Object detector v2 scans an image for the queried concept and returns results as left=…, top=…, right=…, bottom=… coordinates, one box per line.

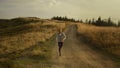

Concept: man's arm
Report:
left=63, top=32, right=66, bottom=41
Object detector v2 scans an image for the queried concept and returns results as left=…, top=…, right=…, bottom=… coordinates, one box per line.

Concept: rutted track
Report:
left=50, top=25, right=117, bottom=68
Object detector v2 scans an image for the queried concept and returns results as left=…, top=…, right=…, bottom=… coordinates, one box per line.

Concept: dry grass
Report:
left=77, top=23, right=120, bottom=56
left=0, top=19, right=66, bottom=60
left=0, top=18, right=67, bottom=68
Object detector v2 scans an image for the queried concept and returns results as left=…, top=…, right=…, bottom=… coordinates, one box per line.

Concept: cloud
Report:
left=49, top=0, right=57, bottom=7
left=34, top=0, right=59, bottom=8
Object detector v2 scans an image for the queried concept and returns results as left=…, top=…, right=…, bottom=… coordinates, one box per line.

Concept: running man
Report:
left=56, top=28, right=66, bottom=56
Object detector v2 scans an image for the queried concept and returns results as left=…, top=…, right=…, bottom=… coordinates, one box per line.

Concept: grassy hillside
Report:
left=77, top=23, right=120, bottom=56
left=0, top=17, right=66, bottom=68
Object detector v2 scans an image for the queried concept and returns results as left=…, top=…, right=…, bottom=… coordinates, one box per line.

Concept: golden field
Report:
left=77, top=23, right=120, bottom=56
left=0, top=18, right=66, bottom=62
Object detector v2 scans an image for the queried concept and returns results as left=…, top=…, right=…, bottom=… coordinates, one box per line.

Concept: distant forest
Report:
left=52, top=16, right=120, bottom=27
left=52, top=16, right=78, bottom=22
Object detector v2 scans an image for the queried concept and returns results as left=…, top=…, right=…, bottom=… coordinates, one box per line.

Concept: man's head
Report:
left=58, top=28, right=63, bottom=33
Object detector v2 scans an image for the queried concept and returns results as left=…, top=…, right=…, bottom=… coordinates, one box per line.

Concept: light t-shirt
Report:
left=56, top=32, right=66, bottom=42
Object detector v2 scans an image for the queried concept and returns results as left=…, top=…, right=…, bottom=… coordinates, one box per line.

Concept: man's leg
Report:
left=58, top=42, right=63, bottom=56
left=59, top=45, right=61, bottom=56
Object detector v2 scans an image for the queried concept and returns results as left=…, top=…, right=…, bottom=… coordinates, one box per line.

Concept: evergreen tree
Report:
left=96, top=16, right=102, bottom=26
left=108, top=17, right=113, bottom=26
left=85, top=19, right=88, bottom=23
left=98, top=16, right=102, bottom=22
left=118, top=20, right=120, bottom=27
left=80, top=19, right=83, bottom=23
left=88, top=19, right=92, bottom=24
left=92, top=18, right=95, bottom=24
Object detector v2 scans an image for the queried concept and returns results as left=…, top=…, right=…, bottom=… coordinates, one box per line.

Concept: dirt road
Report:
left=50, top=25, right=117, bottom=68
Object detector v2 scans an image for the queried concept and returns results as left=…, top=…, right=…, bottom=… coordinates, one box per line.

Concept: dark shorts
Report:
left=58, top=42, right=63, bottom=48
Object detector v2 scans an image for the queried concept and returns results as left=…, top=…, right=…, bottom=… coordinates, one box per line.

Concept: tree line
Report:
left=52, top=16, right=120, bottom=27
left=85, top=17, right=118, bottom=27
left=51, top=16, right=83, bottom=22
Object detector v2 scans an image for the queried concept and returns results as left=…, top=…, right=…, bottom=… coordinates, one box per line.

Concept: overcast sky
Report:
left=0, top=0, right=120, bottom=21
